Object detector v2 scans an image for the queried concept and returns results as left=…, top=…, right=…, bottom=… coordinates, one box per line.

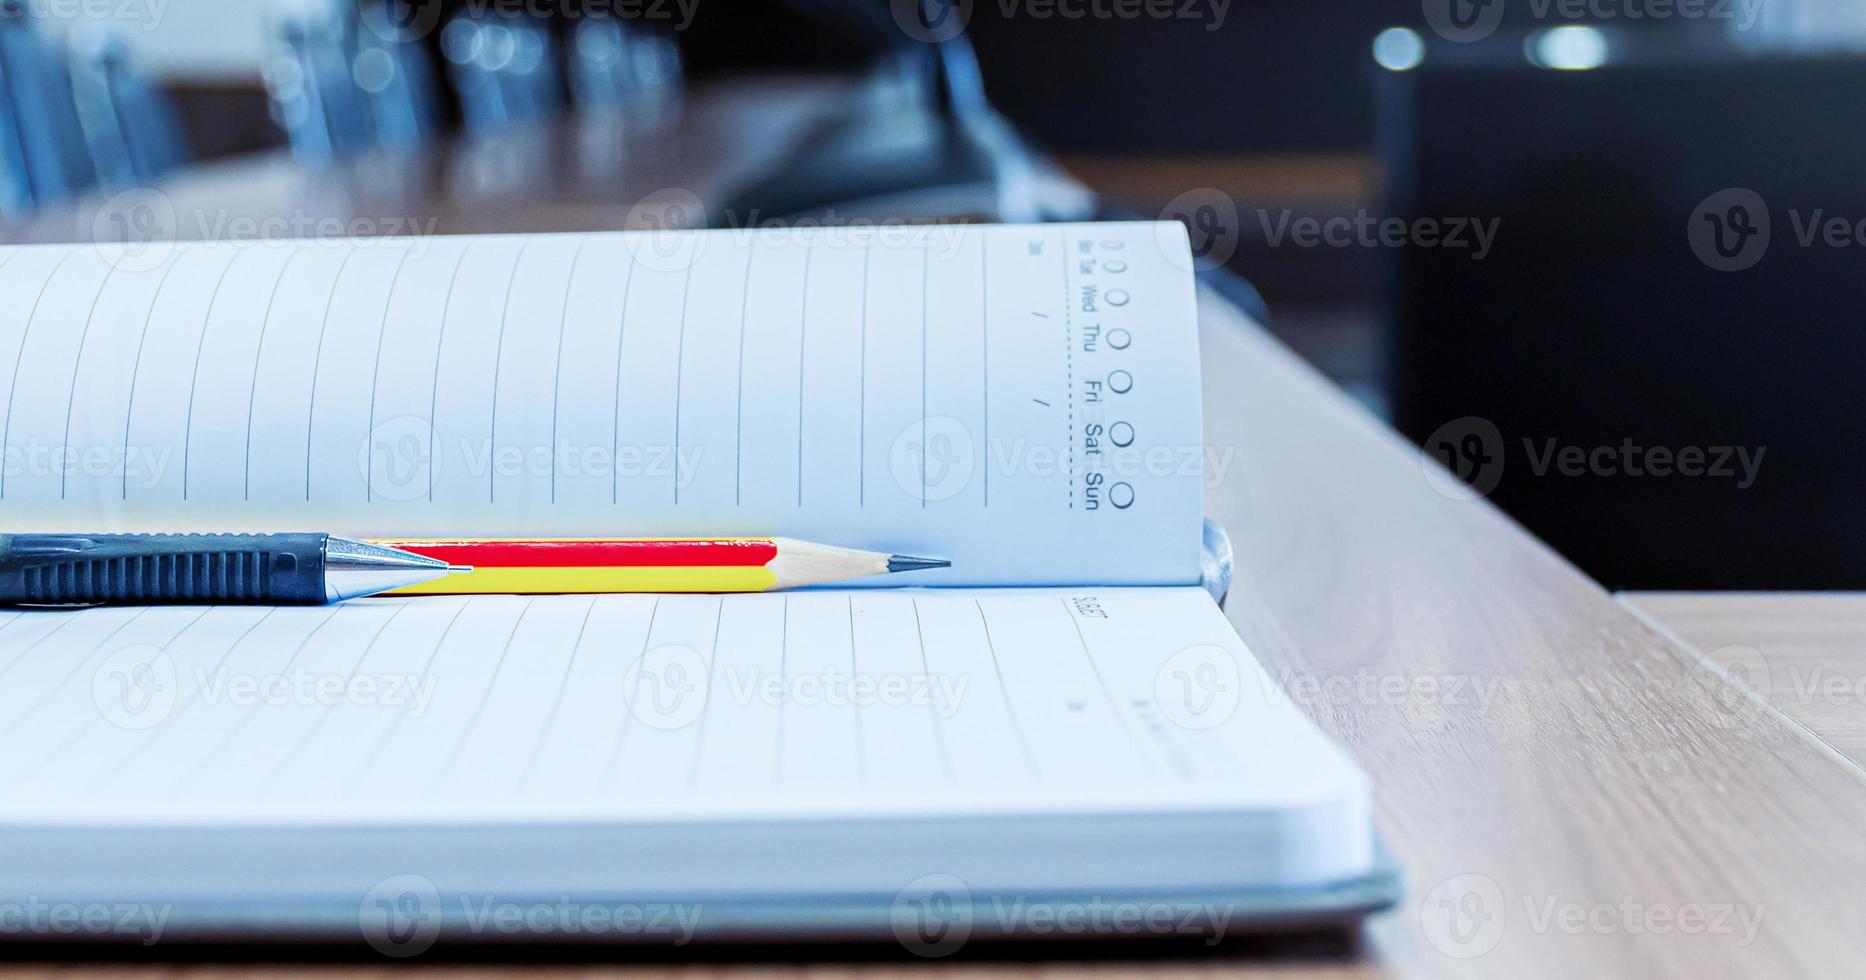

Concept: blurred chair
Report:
left=0, top=0, right=97, bottom=207
left=264, top=0, right=443, bottom=166
left=0, top=29, right=30, bottom=218
left=568, top=17, right=682, bottom=111
left=355, top=1, right=442, bottom=148
left=265, top=4, right=377, bottom=166
left=441, top=13, right=563, bottom=133
left=65, top=26, right=189, bottom=188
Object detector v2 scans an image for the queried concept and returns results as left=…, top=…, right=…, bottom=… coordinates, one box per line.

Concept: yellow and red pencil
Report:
left=372, top=537, right=949, bottom=595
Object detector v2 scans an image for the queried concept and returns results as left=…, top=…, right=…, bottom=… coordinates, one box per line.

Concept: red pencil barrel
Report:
left=387, top=538, right=779, bottom=568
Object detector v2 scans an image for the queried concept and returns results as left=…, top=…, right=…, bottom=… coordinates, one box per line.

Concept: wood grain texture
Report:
left=1624, top=593, right=1866, bottom=769
left=5, top=107, right=1865, bottom=977
left=1200, top=303, right=1866, bottom=977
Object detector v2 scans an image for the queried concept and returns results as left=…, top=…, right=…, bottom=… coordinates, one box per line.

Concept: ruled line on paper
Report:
left=848, top=595, right=866, bottom=787
left=361, top=243, right=440, bottom=503
left=20, top=604, right=216, bottom=780
left=432, top=597, right=537, bottom=789
left=242, top=247, right=309, bottom=501
left=59, top=255, right=124, bottom=499
left=0, top=612, right=88, bottom=690
left=486, top=242, right=533, bottom=504
left=672, top=259, right=697, bottom=506
left=858, top=247, right=869, bottom=507
left=733, top=243, right=755, bottom=507
left=602, top=597, right=662, bottom=787
left=182, top=248, right=246, bottom=501
left=122, top=250, right=195, bottom=501
left=981, top=232, right=990, bottom=508
left=266, top=602, right=414, bottom=781
left=795, top=246, right=812, bottom=507
left=609, top=246, right=641, bottom=506
left=345, top=598, right=472, bottom=796
left=0, top=604, right=131, bottom=701
left=423, top=244, right=475, bottom=503
left=0, top=250, right=25, bottom=475
left=1058, top=597, right=1178, bottom=778
left=683, top=596, right=728, bottom=792
left=919, top=247, right=929, bottom=509
left=0, top=608, right=153, bottom=745
left=910, top=597, right=953, bottom=780
left=773, top=595, right=790, bottom=787
left=181, top=606, right=344, bottom=787
left=307, top=247, right=404, bottom=501
left=519, top=597, right=601, bottom=788
left=103, top=607, right=281, bottom=783
left=975, top=598, right=1040, bottom=779
left=548, top=241, right=592, bottom=504
left=2, top=249, right=82, bottom=499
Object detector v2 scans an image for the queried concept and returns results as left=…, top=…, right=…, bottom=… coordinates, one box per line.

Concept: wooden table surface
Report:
left=1624, top=594, right=1866, bottom=769
left=6, top=79, right=1863, bottom=979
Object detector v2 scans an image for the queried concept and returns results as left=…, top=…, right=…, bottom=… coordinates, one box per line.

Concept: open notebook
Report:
left=0, top=222, right=1391, bottom=948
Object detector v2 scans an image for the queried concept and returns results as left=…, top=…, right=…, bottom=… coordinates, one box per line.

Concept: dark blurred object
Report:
left=66, top=26, right=190, bottom=187
left=265, top=1, right=698, bottom=160
left=1384, top=32, right=1866, bottom=590
left=356, top=2, right=444, bottom=146
left=0, top=29, right=28, bottom=217
left=967, top=3, right=1392, bottom=155
left=265, top=4, right=382, bottom=164
left=441, top=12, right=563, bottom=132
left=162, top=81, right=278, bottom=162
left=567, top=16, right=682, bottom=111
left=265, top=1, right=445, bottom=164
left=0, top=0, right=96, bottom=210
left=720, top=39, right=1036, bottom=222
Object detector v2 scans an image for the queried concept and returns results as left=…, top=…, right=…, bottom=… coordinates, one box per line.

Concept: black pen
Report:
left=0, top=534, right=470, bottom=606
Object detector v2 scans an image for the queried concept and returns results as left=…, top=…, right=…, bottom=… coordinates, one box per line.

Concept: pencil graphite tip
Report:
left=447, top=565, right=474, bottom=574
left=886, top=554, right=951, bottom=575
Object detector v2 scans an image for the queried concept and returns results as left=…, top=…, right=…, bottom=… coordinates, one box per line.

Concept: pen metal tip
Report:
left=447, top=565, right=474, bottom=574
left=886, top=554, right=952, bottom=574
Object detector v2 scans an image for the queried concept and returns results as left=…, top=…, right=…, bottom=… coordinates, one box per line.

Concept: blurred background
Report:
left=1, top=0, right=1861, bottom=589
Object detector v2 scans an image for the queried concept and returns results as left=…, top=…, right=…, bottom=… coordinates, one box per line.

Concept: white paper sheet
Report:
left=0, top=223, right=1205, bottom=587
left=0, top=588, right=1364, bottom=824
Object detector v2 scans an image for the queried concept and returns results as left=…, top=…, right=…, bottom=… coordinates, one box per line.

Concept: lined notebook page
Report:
left=0, top=588, right=1363, bottom=824
left=0, top=222, right=1204, bottom=586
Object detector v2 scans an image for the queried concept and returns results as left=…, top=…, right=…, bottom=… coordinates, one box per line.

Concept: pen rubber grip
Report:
left=0, top=533, right=328, bottom=605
